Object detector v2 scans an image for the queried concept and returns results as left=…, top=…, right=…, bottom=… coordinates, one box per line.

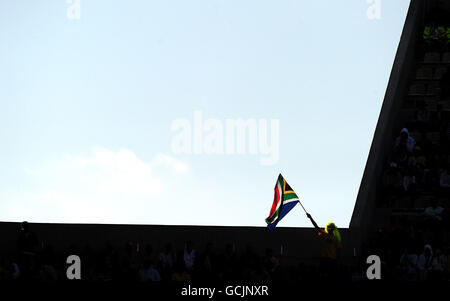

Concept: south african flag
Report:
left=265, top=174, right=300, bottom=231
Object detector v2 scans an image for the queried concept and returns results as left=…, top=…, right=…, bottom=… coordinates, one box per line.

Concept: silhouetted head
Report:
left=400, top=128, right=409, bottom=141
left=20, top=221, right=29, bottom=232
left=325, top=222, right=342, bottom=243
left=325, top=222, right=336, bottom=233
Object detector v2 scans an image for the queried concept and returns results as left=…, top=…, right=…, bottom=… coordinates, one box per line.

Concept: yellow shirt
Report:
left=319, top=232, right=342, bottom=259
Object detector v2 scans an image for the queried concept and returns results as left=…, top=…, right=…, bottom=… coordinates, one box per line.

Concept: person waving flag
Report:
left=265, top=174, right=301, bottom=231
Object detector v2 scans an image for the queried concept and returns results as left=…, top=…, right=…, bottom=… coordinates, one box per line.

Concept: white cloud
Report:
left=68, top=146, right=164, bottom=199
left=152, top=152, right=190, bottom=173
left=4, top=147, right=193, bottom=224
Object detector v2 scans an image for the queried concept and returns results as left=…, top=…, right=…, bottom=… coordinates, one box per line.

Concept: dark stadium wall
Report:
left=0, top=222, right=354, bottom=266
left=349, top=0, right=430, bottom=251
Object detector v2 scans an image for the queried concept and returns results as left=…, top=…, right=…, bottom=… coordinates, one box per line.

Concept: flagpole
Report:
left=298, top=199, right=308, bottom=214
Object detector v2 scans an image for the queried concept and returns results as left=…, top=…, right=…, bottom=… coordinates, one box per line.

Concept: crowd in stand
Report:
left=0, top=222, right=334, bottom=282
left=371, top=25, right=450, bottom=280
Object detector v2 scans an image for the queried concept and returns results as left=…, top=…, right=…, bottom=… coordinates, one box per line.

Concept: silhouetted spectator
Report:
left=183, top=240, right=196, bottom=272
left=120, top=241, right=139, bottom=281
left=0, top=256, right=20, bottom=280
left=391, top=143, right=409, bottom=167
left=196, top=242, right=216, bottom=281
left=263, top=248, right=279, bottom=274
left=417, top=244, right=438, bottom=280
left=81, top=244, right=96, bottom=281
left=217, top=243, right=238, bottom=281
left=138, top=259, right=161, bottom=281
left=98, top=243, right=118, bottom=281
left=158, top=242, right=176, bottom=280
left=17, top=222, right=39, bottom=255
left=243, top=256, right=271, bottom=283
left=307, top=214, right=342, bottom=280
left=38, top=244, right=58, bottom=281
left=399, top=245, right=418, bottom=281
left=17, top=221, right=39, bottom=279
left=141, top=244, right=156, bottom=269
left=240, top=244, right=259, bottom=273
left=395, top=128, right=415, bottom=154
left=172, top=251, right=191, bottom=281
left=430, top=248, right=444, bottom=280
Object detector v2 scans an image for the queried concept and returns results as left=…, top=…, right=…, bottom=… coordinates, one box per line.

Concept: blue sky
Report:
left=0, top=0, right=410, bottom=228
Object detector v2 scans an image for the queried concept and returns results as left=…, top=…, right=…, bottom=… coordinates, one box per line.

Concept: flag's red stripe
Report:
left=269, top=182, right=281, bottom=217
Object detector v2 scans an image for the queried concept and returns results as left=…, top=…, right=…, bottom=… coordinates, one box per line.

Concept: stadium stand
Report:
left=351, top=0, right=450, bottom=280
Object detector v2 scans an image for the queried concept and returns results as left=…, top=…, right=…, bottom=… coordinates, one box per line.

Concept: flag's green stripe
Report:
left=267, top=193, right=298, bottom=224
left=283, top=192, right=299, bottom=201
